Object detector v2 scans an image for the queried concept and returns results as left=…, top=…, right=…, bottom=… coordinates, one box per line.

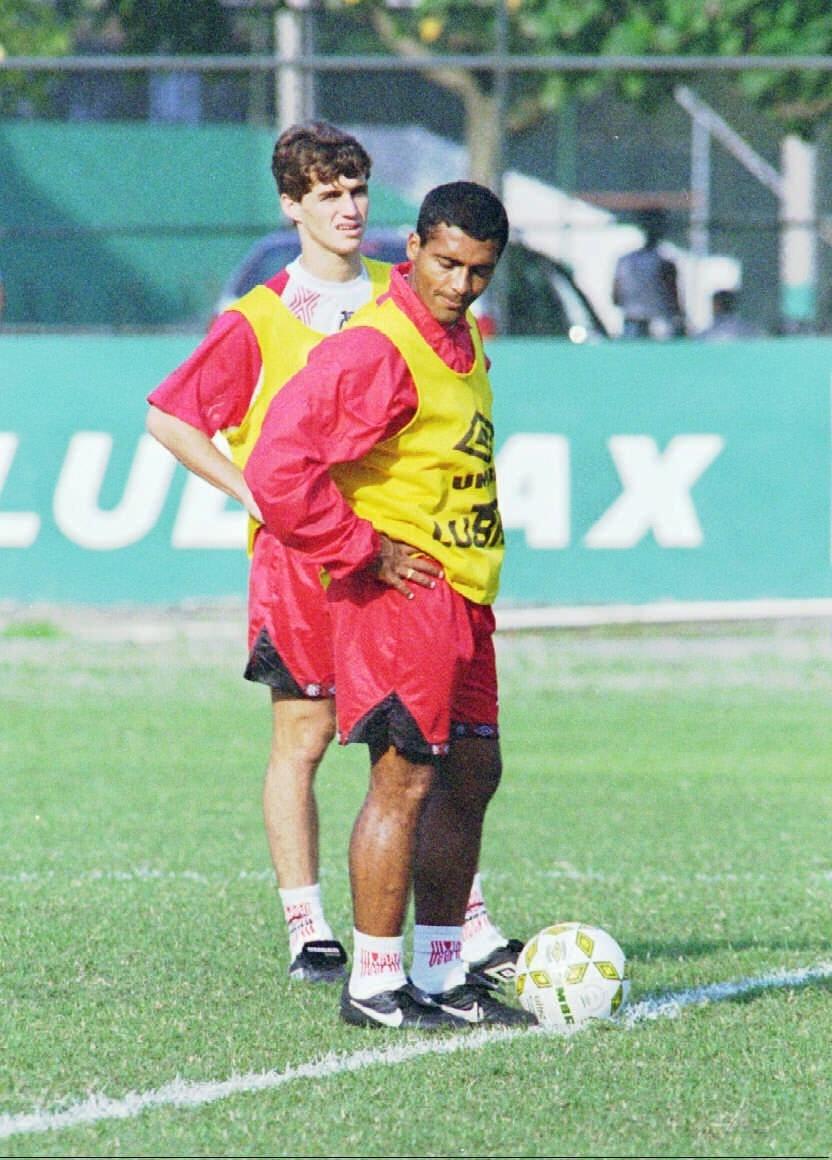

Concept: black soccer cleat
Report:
left=422, top=974, right=531, bottom=1030
left=339, top=981, right=464, bottom=1030
left=288, top=939, right=348, bottom=983
left=466, top=938, right=525, bottom=986
left=419, top=976, right=535, bottom=1027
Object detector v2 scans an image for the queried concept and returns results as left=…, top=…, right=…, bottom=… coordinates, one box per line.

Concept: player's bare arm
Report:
left=146, top=405, right=263, bottom=522
left=374, top=533, right=443, bottom=600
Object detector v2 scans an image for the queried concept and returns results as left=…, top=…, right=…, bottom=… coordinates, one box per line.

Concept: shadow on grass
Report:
left=626, top=934, right=831, bottom=962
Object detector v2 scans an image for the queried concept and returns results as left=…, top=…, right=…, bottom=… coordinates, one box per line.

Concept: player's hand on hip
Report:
left=375, top=534, right=443, bottom=600
left=238, top=480, right=263, bottom=523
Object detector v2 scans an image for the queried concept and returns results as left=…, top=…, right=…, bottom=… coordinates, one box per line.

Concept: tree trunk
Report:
left=367, top=8, right=500, bottom=191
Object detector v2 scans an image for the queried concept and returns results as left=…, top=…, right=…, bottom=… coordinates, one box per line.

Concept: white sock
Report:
left=278, top=883, right=334, bottom=960
left=349, top=930, right=408, bottom=999
left=461, top=872, right=506, bottom=963
left=410, top=925, right=468, bottom=995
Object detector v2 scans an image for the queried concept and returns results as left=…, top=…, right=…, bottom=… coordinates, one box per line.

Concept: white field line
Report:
left=0, top=867, right=275, bottom=885
left=2, top=960, right=832, bottom=1143
left=5, top=865, right=832, bottom=887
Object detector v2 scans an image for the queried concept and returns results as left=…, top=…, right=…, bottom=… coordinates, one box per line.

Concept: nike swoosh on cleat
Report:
left=348, top=998, right=405, bottom=1028
left=438, top=1002, right=483, bottom=1024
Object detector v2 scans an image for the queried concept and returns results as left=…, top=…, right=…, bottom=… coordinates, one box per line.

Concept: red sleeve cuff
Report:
left=322, top=526, right=383, bottom=580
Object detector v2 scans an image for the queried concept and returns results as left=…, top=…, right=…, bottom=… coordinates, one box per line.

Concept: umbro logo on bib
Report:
left=454, top=411, right=494, bottom=463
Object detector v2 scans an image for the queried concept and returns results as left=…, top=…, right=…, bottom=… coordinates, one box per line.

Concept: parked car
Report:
left=215, top=226, right=607, bottom=342
left=213, top=226, right=409, bottom=315
left=481, top=241, right=608, bottom=341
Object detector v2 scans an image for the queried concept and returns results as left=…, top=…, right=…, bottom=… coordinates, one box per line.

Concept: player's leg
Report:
left=413, top=735, right=499, bottom=927
left=462, top=872, right=525, bottom=984
left=341, top=733, right=529, bottom=1030
left=348, top=742, right=435, bottom=938
left=396, top=592, right=529, bottom=1026
left=439, top=602, right=525, bottom=982
left=329, top=570, right=529, bottom=1028
left=409, top=732, right=531, bottom=1027
left=450, top=736, right=523, bottom=982
left=340, top=740, right=470, bottom=1029
left=410, top=735, right=497, bottom=993
left=264, top=693, right=335, bottom=888
left=346, top=742, right=434, bottom=999
left=263, top=692, right=348, bottom=981
left=246, top=530, right=346, bottom=983
left=328, top=574, right=469, bottom=1028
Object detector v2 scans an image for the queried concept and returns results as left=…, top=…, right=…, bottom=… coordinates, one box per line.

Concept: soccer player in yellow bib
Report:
left=147, top=128, right=519, bottom=990
left=246, top=181, right=532, bottom=1029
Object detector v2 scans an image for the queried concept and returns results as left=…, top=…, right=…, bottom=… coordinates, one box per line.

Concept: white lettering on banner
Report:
left=496, top=434, right=570, bottom=548
left=3, top=429, right=725, bottom=553
left=0, top=434, right=41, bottom=548
left=53, top=433, right=176, bottom=550
left=584, top=435, right=725, bottom=549
left=172, top=475, right=247, bottom=548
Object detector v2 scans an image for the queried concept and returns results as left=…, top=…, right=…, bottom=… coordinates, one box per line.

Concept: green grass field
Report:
left=2, top=608, right=831, bottom=1158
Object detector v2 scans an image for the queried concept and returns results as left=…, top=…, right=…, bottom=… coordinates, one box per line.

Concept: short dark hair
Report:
left=638, top=208, right=668, bottom=246
left=272, top=121, right=372, bottom=202
left=416, top=181, right=509, bottom=256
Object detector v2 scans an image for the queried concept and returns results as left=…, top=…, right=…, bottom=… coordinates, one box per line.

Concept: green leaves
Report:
left=0, top=0, right=72, bottom=57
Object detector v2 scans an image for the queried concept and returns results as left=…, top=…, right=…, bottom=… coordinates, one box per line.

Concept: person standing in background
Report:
left=613, top=209, right=684, bottom=339
left=697, top=289, right=763, bottom=341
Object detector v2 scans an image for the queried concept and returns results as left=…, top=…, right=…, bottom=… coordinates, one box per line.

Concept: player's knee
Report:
left=295, top=714, right=336, bottom=764
left=369, top=752, right=436, bottom=815
left=443, top=739, right=502, bottom=806
left=310, top=707, right=337, bottom=750
left=476, top=755, right=502, bottom=804
left=272, top=699, right=336, bottom=767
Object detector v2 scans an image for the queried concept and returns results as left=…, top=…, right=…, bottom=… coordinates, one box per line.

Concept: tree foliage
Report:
left=324, top=0, right=832, bottom=183
left=0, top=0, right=72, bottom=57
left=0, top=0, right=243, bottom=58
left=86, top=0, right=238, bottom=54
left=4, top=0, right=832, bottom=178
left=497, top=0, right=832, bottom=132
left=0, top=0, right=74, bottom=115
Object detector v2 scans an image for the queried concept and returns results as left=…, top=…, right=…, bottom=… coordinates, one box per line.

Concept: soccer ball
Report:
left=514, top=922, right=629, bottom=1031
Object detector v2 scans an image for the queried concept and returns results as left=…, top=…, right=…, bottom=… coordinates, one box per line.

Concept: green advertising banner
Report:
left=492, top=337, right=832, bottom=607
left=1, top=333, right=830, bottom=609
